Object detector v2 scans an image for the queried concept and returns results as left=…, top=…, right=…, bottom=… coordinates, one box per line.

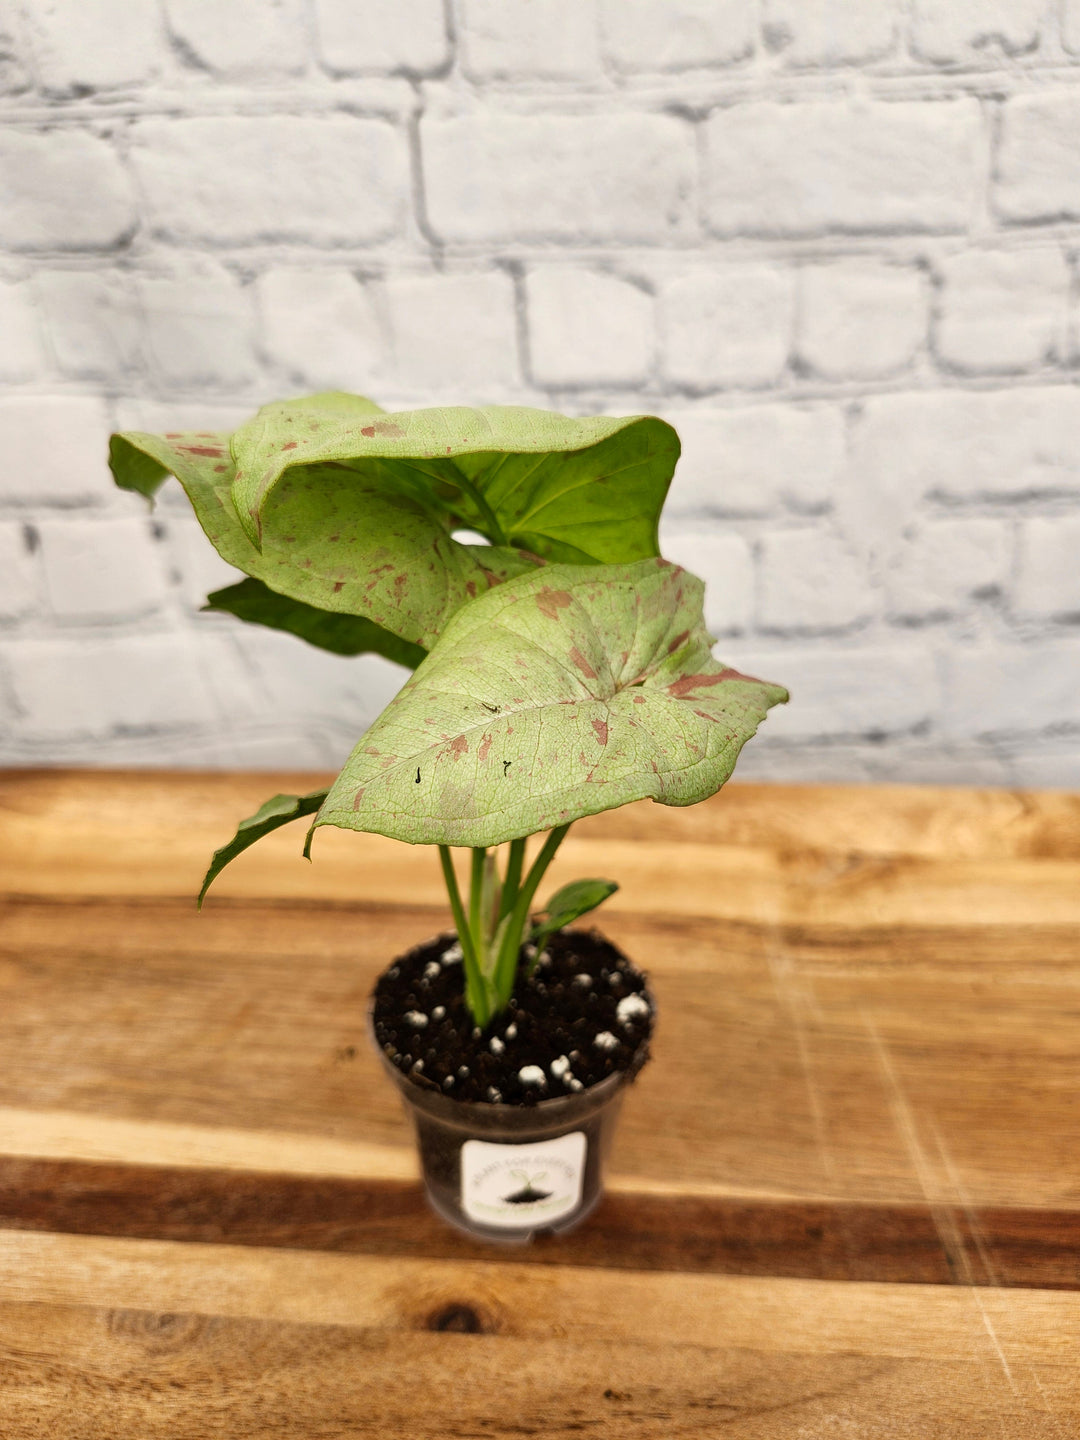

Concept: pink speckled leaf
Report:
left=109, top=404, right=539, bottom=651
left=314, top=559, right=788, bottom=848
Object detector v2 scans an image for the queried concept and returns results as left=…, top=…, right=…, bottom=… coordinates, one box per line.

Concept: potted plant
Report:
left=110, top=392, right=787, bottom=1240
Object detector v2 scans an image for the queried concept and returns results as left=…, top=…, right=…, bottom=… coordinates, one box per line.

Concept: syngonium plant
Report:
left=110, top=392, right=787, bottom=1029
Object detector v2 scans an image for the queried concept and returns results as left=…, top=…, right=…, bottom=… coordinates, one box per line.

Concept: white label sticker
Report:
left=461, top=1131, right=587, bottom=1230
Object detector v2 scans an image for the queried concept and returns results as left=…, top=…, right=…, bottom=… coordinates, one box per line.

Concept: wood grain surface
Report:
left=1, top=768, right=1078, bottom=1435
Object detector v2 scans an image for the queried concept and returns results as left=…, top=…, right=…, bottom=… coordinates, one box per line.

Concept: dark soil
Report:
left=371, top=928, right=654, bottom=1106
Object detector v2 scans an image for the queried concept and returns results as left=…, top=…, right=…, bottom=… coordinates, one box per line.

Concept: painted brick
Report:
left=8, top=634, right=217, bottom=737
left=886, top=519, right=1012, bottom=619
left=798, top=261, right=925, bottom=380
left=842, top=389, right=1080, bottom=557
left=656, top=529, right=754, bottom=633
left=461, top=0, right=601, bottom=80
left=703, top=99, right=980, bottom=237
left=996, top=94, right=1080, bottom=224
left=131, top=116, right=407, bottom=246
left=21, top=0, right=163, bottom=94
left=664, top=405, right=844, bottom=517
left=600, top=0, right=753, bottom=70
left=383, top=270, right=520, bottom=393
left=526, top=268, right=651, bottom=388
left=0, top=395, right=113, bottom=505
left=1015, top=515, right=1080, bottom=619
left=164, top=0, right=310, bottom=77
left=233, top=627, right=408, bottom=724
left=38, top=517, right=168, bottom=621
left=0, top=278, right=48, bottom=382
left=168, top=516, right=245, bottom=610
left=0, top=129, right=136, bottom=251
left=762, top=0, right=897, bottom=66
left=935, top=250, right=1068, bottom=374
left=732, top=645, right=938, bottom=739
left=36, top=269, right=142, bottom=381
left=314, top=0, right=448, bottom=75
left=1010, top=745, right=1080, bottom=790
left=0, top=523, right=39, bottom=621
left=660, top=266, right=793, bottom=390
left=943, top=641, right=1080, bottom=736
left=422, top=111, right=696, bottom=244
left=257, top=268, right=383, bottom=393
left=911, top=0, right=1044, bottom=64
left=139, top=263, right=257, bottom=390
left=759, top=528, right=874, bottom=632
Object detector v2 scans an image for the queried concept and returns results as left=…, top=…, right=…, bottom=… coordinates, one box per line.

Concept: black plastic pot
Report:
left=372, top=1015, right=636, bottom=1242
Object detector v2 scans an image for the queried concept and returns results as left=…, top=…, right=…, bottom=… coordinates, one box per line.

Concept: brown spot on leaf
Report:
left=668, top=667, right=763, bottom=698
left=667, top=630, right=690, bottom=654
left=332, top=581, right=344, bottom=593
left=465, top=580, right=477, bottom=598
left=181, top=445, right=224, bottom=458
left=213, top=464, right=227, bottom=473
left=352, top=788, right=365, bottom=809
left=536, top=587, right=572, bottom=620
left=478, top=733, right=492, bottom=762
left=449, top=735, right=468, bottom=759
left=282, top=441, right=298, bottom=451
left=592, top=718, right=608, bottom=746
left=361, top=426, right=375, bottom=438
left=569, top=646, right=597, bottom=680
left=632, top=694, right=646, bottom=704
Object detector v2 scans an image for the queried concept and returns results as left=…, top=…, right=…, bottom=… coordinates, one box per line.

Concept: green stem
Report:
left=438, top=845, right=488, bottom=1027
left=499, top=836, right=527, bottom=923
left=491, top=824, right=571, bottom=1008
left=453, top=474, right=509, bottom=547
left=469, top=847, right=487, bottom=966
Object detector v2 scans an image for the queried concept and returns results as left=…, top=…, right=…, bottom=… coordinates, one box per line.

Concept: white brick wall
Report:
left=0, top=0, right=1078, bottom=789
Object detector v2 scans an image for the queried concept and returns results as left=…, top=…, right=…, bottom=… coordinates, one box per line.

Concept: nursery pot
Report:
left=373, top=1021, right=635, bottom=1242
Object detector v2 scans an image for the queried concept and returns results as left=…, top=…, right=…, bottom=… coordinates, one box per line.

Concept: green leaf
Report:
left=529, top=878, right=618, bottom=951
left=203, top=577, right=426, bottom=668
left=228, top=397, right=680, bottom=563
left=110, top=394, right=678, bottom=652
left=198, top=789, right=329, bottom=908
left=313, top=558, right=789, bottom=849
left=109, top=418, right=539, bottom=651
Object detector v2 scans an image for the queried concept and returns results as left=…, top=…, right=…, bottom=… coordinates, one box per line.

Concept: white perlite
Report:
left=441, top=942, right=463, bottom=965
left=518, top=1065, right=546, bottom=1087
left=489, top=1035, right=504, bottom=1055
left=572, top=972, right=593, bottom=988
left=423, top=961, right=441, bottom=980
left=431, top=1005, right=446, bottom=1020
left=593, top=1031, right=619, bottom=1051
left=550, top=1054, right=571, bottom=1079
left=616, top=994, right=651, bottom=1026
left=504, top=1023, right=517, bottom=1039
left=403, top=1010, right=428, bottom=1028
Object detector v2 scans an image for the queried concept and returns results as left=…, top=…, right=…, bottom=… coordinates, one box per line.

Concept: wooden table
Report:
left=0, top=769, right=1078, bottom=1436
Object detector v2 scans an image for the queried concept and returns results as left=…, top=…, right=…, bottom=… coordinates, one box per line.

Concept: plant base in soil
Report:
left=372, top=928, right=654, bottom=1107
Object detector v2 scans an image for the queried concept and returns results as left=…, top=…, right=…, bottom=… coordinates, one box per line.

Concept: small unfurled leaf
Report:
left=314, top=558, right=789, bottom=849
left=530, top=878, right=618, bottom=952
left=204, top=577, right=426, bottom=668
left=198, top=789, right=329, bottom=908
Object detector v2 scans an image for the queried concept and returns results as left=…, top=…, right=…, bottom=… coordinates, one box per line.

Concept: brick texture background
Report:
left=1, top=0, right=1079, bottom=787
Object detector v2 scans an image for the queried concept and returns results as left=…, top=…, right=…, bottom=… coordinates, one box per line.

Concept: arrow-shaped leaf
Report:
left=228, top=397, right=680, bottom=564
left=204, top=577, right=426, bottom=668
left=313, top=559, right=788, bottom=849
left=198, top=788, right=329, bottom=907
